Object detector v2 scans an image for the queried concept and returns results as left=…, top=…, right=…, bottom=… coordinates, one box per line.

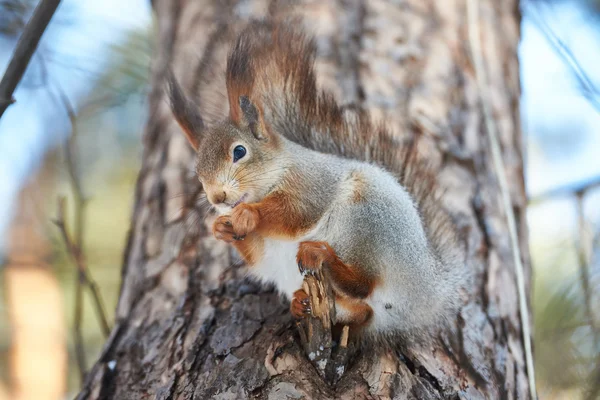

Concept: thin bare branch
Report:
left=573, top=190, right=600, bottom=400
left=73, top=275, right=86, bottom=384
left=55, top=85, right=86, bottom=244
left=0, top=0, right=62, bottom=118
left=526, top=2, right=600, bottom=113
left=53, top=198, right=111, bottom=338
left=54, top=197, right=87, bottom=382
left=48, top=79, right=93, bottom=385
left=577, top=192, right=600, bottom=400
left=528, top=176, right=600, bottom=204
left=575, top=194, right=599, bottom=342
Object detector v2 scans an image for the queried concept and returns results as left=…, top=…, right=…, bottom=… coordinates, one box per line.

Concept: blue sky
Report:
left=520, top=2, right=600, bottom=243
left=0, top=0, right=599, bottom=253
left=521, top=2, right=600, bottom=194
left=0, top=0, right=150, bottom=249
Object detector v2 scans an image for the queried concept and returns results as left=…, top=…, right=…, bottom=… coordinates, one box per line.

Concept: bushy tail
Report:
left=227, top=21, right=467, bottom=302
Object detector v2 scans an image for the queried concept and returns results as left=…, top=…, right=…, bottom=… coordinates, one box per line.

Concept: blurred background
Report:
left=0, top=0, right=598, bottom=399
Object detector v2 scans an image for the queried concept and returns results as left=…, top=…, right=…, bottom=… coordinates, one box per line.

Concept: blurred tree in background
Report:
left=45, top=24, right=152, bottom=396
left=0, top=0, right=152, bottom=396
left=0, top=0, right=33, bottom=38
left=523, top=1, right=600, bottom=398
left=522, top=0, right=600, bottom=399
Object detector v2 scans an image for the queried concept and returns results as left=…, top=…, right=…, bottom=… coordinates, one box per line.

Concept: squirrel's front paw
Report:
left=230, top=203, right=260, bottom=236
left=297, top=241, right=335, bottom=275
left=212, top=215, right=245, bottom=242
left=291, top=289, right=311, bottom=318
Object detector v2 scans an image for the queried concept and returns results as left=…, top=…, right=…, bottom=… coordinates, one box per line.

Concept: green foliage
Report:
left=82, top=26, right=153, bottom=113
left=533, top=240, right=600, bottom=397
left=535, top=279, right=586, bottom=388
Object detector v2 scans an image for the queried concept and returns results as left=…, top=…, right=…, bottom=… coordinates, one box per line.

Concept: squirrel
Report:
left=167, top=21, right=467, bottom=341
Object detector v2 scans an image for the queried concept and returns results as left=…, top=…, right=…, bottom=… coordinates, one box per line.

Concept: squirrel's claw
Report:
left=212, top=215, right=237, bottom=243
left=298, top=260, right=317, bottom=277
left=291, top=289, right=312, bottom=318
left=296, top=241, right=333, bottom=276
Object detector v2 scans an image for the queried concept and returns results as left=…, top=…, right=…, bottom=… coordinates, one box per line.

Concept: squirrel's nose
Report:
left=208, top=191, right=227, bottom=205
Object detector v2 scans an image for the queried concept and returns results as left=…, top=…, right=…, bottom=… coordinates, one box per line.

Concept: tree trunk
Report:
left=78, top=1, right=529, bottom=399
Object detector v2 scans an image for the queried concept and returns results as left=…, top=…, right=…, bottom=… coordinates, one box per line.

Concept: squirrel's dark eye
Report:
left=233, top=145, right=246, bottom=162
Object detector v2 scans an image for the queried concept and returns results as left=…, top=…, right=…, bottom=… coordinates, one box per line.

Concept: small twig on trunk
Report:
left=53, top=198, right=111, bottom=336
left=296, top=270, right=354, bottom=384
left=0, top=0, right=62, bottom=118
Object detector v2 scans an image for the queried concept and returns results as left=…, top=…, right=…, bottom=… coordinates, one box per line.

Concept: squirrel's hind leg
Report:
left=334, top=296, right=373, bottom=329
left=295, top=241, right=376, bottom=327
left=296, top=241, right=378, bottom=299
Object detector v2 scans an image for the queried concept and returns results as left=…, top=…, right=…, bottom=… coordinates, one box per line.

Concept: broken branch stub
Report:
left=296, top=269, right=354, bottom=384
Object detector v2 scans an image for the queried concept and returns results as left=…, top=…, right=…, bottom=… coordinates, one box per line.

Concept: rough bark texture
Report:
left=78, top=1, right=529, bottom=399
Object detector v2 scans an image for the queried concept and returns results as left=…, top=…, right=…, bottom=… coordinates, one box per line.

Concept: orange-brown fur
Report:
left=349, top=171, right=368, bottom=203
left=166, top=71, right=204, bottom=151
left=168, top=21, right=465, bottom=339
left=297, top=241, right=378, bottom=299
left=212, top=215, right=264, bottom=265
left=335, top=296, right=374, bottom=328
left=291, top=289, right=311, bottom=319
left=233, top=234, right=264, bottom=266
left=227, top=21, right=459, bottom=267
left=232, top=191, right=319, bottom=240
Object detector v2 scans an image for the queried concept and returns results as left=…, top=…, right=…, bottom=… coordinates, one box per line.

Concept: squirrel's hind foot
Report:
left=296, top=241, right=335, bottom=276
left=291, top=289, right=312, bottom=318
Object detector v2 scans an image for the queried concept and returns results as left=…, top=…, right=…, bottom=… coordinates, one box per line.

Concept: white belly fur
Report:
left=366, top=283, right=399, bottom=332
left=245, top=237, right=392, bottom=332
left=247, top=238, right=304, bottom=299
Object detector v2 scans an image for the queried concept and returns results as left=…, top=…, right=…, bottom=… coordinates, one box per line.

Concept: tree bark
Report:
left=78, top=1, right=529, bottom=399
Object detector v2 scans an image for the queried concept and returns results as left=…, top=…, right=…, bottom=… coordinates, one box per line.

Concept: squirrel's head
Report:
left=167, top=74, right=286, bottom=214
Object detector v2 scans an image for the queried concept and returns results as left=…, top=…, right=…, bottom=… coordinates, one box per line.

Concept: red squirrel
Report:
left=167, top=21, right=467, bottom=340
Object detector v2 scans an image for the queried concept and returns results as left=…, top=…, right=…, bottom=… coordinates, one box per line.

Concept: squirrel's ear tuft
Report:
left=166, top=71, right=204, bottom=151
left=239, top=95, right=270, bottom=140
